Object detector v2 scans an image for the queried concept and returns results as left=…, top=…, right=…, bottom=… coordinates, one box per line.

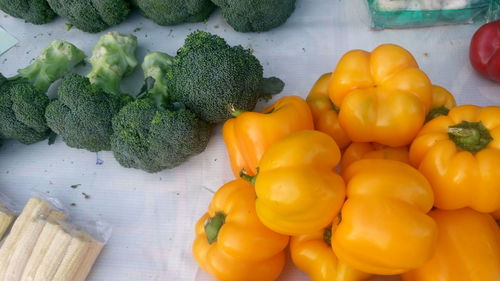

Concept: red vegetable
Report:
left=469, top=20, right=500, bottom=83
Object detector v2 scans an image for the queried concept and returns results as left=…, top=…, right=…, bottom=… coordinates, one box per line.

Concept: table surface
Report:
left=0, top=1, right=498, bottom=281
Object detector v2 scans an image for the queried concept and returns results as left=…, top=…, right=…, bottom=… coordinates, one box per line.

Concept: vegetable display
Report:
left=409, top=105, right=500, bottom=213
left=402, top=208, right=500, bottom=281
left=0, top=40, right=85, bottom=145
left=340, top=142, right=409, bottom=172
left=469, top=20, right=500, bottom=83
left=131, top=0, right=216, bottom=26
left=111, top=52, right=212, bottom=173
left=223, top=96, right=314, bottom=177
left=329, top=44, right=433, bottom=147
left=45, top=32, right=138, bottom=152
left=166, top=31, right=284, bottom=124
left=193, top=179, right=289, bottom=281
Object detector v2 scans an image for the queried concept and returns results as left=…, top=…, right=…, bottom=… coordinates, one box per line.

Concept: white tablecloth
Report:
left=0, top=1, right=498, bottom=280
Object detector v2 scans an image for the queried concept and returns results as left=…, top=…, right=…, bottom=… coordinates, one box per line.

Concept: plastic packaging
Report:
left=0, top=193, right=18, bottom=240
left=488, top=0, right=500, bottom=20
left=0, top=194, right=111, bottom=281
left=367, top=0, right=492, bottom=29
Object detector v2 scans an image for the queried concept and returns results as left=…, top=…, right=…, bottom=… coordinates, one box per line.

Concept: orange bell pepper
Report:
left=290, top=217, right=372, bottom=281
left=426, top=85, right=456, bottom=122
left=249, top=130, right=346, bottom=236
left=402, top=208, right=500, bottom=281
left=193, top=179, right=289, bottom=281
left=492, top=209, right=500, bottom=220
left=223, top=96, right=313, bottom=177
left=329, top=44, right=433, bottom=147
left=306, top=73, right=351, bottom=149
left=409, top=105, right=500, bottom=212
left=340, top=142, right=409, bottom=172
left=333, top=159, right=437, bottom=275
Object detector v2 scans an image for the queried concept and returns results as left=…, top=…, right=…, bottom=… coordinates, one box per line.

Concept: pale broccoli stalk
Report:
left=45, top=32, right=138, bottom=152
left=0, top=40, right=86, bottom=145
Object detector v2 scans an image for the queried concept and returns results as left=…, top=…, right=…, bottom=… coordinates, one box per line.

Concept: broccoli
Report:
left=45, top=32, right=138, bottom=152
left=111, top=52, right=212, bottom=173
left=167, top=31, right=284, bottom=124
left=0, top=40, right=85, bottom=145
left=0, top=0, right=56, bottom=24
left=46, top=0, right=130, bottom=33
left=131, top=0, right=216, bottom=26
left=211, top=0, right=296, bottom=32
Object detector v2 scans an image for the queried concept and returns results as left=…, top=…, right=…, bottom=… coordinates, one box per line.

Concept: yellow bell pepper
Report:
left=402, top=208, right=500, bottom=281
left=409, top=105, right=500, bottom=212
left=223, top=96, right=313, bottom=177
left=492, top=209, right=500, bottom=220
left=249, top=130, right=346, bottom=236
left=306, top=73, right=351, bottom=149
left=329, top=44, right=433, bottom=147
left=290, top=217, right=372, bottom=281
left=340, top=142, right=409, bottom=172
left=333, top=159, right=437, bottom=275
left=193, top=179, right=289, bottom=281
left=426, top=85, right=456, bottom=122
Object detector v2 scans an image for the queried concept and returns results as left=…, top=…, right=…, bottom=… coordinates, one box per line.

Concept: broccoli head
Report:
left=168, top=31, right=284, bottom=123
left=45, top=32, right=138, bottom=152
left=211, top=0, right=296, bottom=32
left=131, top=0, right=216, bottom=26
left=0, top=0, right=56, bottom=24
left=0, top=40, right=85, bottom=145
left=111, top=52, right=212, bottom=173
left=46, top=0, right=129, bottom=33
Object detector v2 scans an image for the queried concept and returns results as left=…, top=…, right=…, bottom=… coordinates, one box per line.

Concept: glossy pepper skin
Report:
left=402, top=208, right=500, bottom=281
left=223, top=96, right=313, bottom=177
left=333, top=159, right=437, bottom=275
left=252, top=130, right=346, bottom=236
left=329, top=44, right=433, bottom=147
left=290, top=217, right=371, bottom=281
left=340, top=142, right=409, bottom=172
left=469, top=20, right=500, bottom=83
left=409, top=105, right=500, bottom=213
left=306, top=73, right=351, bottom=149
left=426, top=85, right=456, bottom=122
left=193, top=179, right=289, bottom=281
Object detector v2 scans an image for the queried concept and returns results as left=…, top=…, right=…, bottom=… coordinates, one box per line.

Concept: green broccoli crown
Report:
left=169, top=31, right=284, bottom=124
left=0, top=0, right=56, bottom=24
left=45, top=32, right=137, bottom=152
left=211, top=0, right=296, bottom=32
left=17, top=40, right=86, bottom=92
left=132, top=0, right=216, bottom=26
left=111, top=99, right=211, bottom=173
left=0, top=40, right=85, bottom=145
left=45, top=74, right=129, bottom=152
left=87, top=32, right=138, bottom=95
left=46, top=0, right=130, bottom=33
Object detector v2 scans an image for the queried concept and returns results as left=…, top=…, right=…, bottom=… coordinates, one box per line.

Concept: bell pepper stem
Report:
left=448, top=121, right=493, bottom=154
left=204, top=212, right=226, bottom=244
left=240, top=169, right=257, bottom=186
left=323, top=227, right=332, bottom=247
left=426, top=106, right=450, bottom=122
left=227, top=104, right=247, bottom=117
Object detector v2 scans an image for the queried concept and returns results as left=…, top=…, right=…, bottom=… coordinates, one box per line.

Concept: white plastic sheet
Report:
left=0, top=0, right=498, bottom=280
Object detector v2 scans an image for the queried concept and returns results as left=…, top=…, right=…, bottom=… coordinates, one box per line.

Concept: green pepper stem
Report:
left=323, top=227, right=332, bottom=247
left=204, top=212, right=226, bottom=244
left=448, top=121, right=493, bottom=154
left=426, top=106, right=450, bottom=122
left=227, top=104, right=247, bottom=117
left=239, top=169, right=257, bottom=186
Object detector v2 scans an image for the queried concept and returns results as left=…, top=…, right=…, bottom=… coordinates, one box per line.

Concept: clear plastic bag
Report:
left=488, top=0, right=500, bottom=20
left=367, top=0, right=492, bottom=29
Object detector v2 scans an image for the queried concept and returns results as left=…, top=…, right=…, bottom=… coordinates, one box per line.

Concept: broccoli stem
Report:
left=14, top=40, right=86, bottom=92
left=86, top=32, right=138, bottom=95
left=139, top=52, right=175, bottom=104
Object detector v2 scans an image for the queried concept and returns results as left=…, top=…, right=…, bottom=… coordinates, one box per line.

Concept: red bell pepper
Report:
left=469, top=20, right=500, bottom=83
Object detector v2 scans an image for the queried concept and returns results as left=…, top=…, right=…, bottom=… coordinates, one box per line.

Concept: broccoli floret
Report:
left=46, top=0, right=130, bottom=33
left=45, top=32, right=138, bottom=152
left=0, top=0, right=56, bottom=24
left=111, top=52, right=212, bottom=173
left=168, top=31, right=284, bottom=123
left=211, top=0, right=296, bottom=32
left=0, top=41, right=85, bottom=145
left=131, top=0, right=216, bottom=26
